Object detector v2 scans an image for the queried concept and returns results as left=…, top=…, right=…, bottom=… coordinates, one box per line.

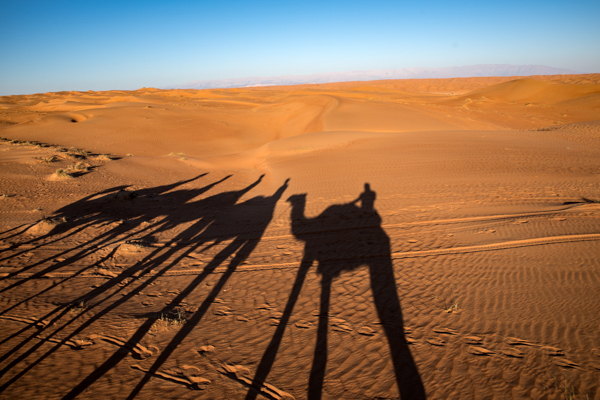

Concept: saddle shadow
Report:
left=247, top=183, right=425, bottom=400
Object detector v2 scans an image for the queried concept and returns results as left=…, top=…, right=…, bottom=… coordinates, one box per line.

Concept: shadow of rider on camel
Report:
left=246, top=183, right=425, bottom=400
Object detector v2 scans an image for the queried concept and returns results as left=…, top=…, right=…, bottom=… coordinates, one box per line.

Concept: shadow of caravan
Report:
left=247, top=183, right=425, bottom=400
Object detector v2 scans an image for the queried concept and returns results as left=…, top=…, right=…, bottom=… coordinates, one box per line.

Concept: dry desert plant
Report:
left=150, top=308, right=188, bottom=334
left=41, top=155, right=59, bottom=163
left=68, top=299, right=89, bottom=314
left=69, top=162, right=89, bottom=172
left=55, top=168, right=72, bottom=178
left=444, top=299, right=460, bottom=313
left=95, top=154, right=113, bottom=161
left=66, top=148, right=89, bottom=159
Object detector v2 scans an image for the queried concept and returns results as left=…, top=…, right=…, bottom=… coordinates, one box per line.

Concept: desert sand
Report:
left=0, top=74, right=599, bottom=399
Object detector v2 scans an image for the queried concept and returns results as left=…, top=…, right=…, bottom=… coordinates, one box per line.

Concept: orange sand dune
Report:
left=0, top=74, right=599, bottom=400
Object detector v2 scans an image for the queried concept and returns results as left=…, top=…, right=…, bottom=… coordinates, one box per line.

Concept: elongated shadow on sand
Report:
left=246, top=184, right=425, bottom=400
left=0, top=174, right=289, bottom=398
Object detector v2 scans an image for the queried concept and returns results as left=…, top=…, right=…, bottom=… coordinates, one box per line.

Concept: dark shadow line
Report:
left=244, top=260, right=311, bottom=400
left=0, top=175, right=286, bottom=396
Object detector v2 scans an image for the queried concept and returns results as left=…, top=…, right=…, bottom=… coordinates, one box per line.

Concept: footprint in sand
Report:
left=236, top=315, right=250, bottom=322
left=426, top=337, right=446, bottom=346
left=433, top=327, right=458, bottom=335
left=357, top=326, right=375, bottom=336
left=295, top=321, right=312, bottom=329
left=41, top=336, right=95, bottom=350
left=97, top=335, right=155, bottom=359
left=147, top=291, right=163, bottom=297
left=0, top=315, right=50, bottom=329
left=131, top=364, right=210, bottom=390
left=214, top=307, right=233, bottom=316
left=541, top=346, right=564, bottom=356
left=505, top=337, right=535, bottom=346
left=553, top=358, right=579, bottom=369
left=467, top=346, right=494, bottom=356
left=332, top=323, right=352, bottom=333
left=141, top=300, right=154, bottom=307
left=463, top=336, right=483, bottom=345
left=218, top=364, right=294, bottom=400
left=197, top=345, right=215, bottom=354
left=501, top=348, right=525, bottom=358
left=331, top=318, right=352, bottom=333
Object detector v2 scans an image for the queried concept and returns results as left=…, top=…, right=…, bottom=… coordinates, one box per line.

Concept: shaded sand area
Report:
left=1, top=74, right=599, bottom=399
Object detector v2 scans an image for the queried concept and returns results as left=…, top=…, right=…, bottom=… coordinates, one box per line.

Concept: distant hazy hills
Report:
left=169, top=64, right=578, bottom=90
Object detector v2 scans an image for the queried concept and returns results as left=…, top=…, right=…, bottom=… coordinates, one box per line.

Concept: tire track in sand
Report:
left=2, top=233, right=598, bottom=279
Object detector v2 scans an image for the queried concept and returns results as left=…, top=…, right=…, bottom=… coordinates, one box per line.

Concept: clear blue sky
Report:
left=1, top=0, right=599, bottom=95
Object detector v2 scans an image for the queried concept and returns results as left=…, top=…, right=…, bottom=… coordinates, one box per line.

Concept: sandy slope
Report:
left=0, top=74, right=599, bottom=400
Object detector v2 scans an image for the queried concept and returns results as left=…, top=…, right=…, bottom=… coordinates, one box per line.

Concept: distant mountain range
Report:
left=169, top=64, right=579, bottom=90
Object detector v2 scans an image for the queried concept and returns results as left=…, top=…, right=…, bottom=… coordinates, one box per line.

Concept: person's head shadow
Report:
left=248, top=183, right=425, bottom=400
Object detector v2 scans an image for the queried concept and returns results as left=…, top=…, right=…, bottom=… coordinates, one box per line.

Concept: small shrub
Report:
left=70, top=162, right=89, bottom=172
left=42, top=155, right=59, bottom=163
left=95, top=154, right=113, bottom=161
left=150, top=308, right=188, bottom=334
left=68, top=298, right=89, bottom=314
left=55, top=168, right=72, bottom=178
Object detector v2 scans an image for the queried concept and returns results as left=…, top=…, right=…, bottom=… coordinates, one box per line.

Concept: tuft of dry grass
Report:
left=150, top=308, right=188, bottom=335
left=67, top=298, right=89, bottom=314
left=55, top=168, right=72, bottom=178
left=41, top=155, right=59, bottom=163
left=66, top=148, right=89, bottom=160
left=445, top=299, right=460, bottom=313
left=69, top=162, right=89, bottom=172
left=95, top=154, right=113, bottom=161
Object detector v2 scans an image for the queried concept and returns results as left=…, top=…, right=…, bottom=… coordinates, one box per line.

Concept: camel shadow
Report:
left=247, top=184, right=425, bottom=400
left=0, top=174, right=290, bottom=399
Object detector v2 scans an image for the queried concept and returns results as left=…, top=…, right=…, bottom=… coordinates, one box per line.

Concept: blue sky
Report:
left=1, top=0, right=599, bottom=95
